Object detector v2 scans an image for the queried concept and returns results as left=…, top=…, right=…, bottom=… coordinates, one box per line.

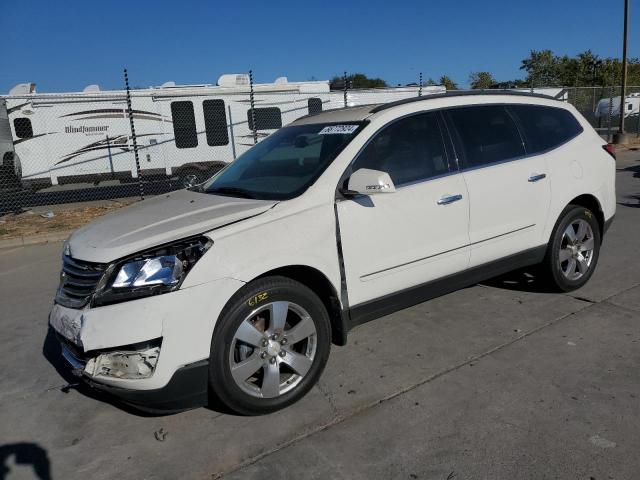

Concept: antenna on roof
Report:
left=83, top=84, right=101, bottom=93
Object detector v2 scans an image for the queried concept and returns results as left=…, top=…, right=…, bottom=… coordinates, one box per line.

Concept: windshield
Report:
left=201, top=122, right=364, bottom=200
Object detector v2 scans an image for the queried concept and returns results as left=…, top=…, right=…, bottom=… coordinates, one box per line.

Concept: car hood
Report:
left=67, top=189, right=277, bottom=263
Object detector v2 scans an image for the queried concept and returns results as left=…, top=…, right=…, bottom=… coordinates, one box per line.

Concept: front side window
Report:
left=247, top=107, right=282, bottom=130
left=203, top=99, right=229, bottom=146
left=448, top=105, right=525, bottom=168
left=351, top=112, right=449, bottom=187
left=202, top=122, right=363, bottom=200
left=509, top=105, right=583, bottom=153
left=14, top=118, right=33, bottom=138
left=171, top=101, right=197, bottom=149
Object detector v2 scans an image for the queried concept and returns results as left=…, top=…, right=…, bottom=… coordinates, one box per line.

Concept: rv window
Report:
left=203, top=99, right=229, bottom=146
left=171, top=101, right=198, bottom=149
left=14, top=118, right=33, bottom=139
left=308, top=98, right=323, bottom=115
left=247, top=107, right=282, bottom=130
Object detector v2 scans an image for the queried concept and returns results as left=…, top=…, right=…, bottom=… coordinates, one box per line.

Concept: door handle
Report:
left=528, top=173, right=547, bottom=182
left=437, top=194, right=463, bottom=205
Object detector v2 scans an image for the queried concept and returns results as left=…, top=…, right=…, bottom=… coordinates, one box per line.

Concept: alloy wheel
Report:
left=229, top=301, right=317, bottom=398
left=558, top=218, right=595, bottom=281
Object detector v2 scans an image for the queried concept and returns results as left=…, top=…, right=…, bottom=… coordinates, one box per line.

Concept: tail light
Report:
left=602, top=144, right=616, bottom=159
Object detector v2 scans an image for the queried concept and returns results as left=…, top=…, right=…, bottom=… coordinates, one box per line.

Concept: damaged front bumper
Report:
left=48, top=276, right=245, bottom=413
left=54, top=329, right=209, bottom=412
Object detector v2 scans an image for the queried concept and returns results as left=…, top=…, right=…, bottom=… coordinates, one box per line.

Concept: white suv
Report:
left=49, top=92, right=616, bottom=415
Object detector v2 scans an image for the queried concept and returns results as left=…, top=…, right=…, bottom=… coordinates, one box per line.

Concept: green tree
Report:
left=520, top=49, right=560, bottom=86
left=439, top=75, right=458, bottom=90
left=469, top=71, right=496, bottom=89
left=493, top=79, right=529, bottom=89
left=330, top=73, right=388, bottom=90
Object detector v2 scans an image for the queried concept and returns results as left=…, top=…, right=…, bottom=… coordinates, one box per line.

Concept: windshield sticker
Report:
left=318, top=125, right=359, bottom=135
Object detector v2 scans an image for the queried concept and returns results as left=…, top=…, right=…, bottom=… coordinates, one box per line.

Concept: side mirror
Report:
left=343, top=168, right=396, bottom=195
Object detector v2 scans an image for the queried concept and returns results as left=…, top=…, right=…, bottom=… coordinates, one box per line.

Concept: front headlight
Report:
left=92, top=236, right=211, bottom=306
left=111, top=256, right=184, bottom=288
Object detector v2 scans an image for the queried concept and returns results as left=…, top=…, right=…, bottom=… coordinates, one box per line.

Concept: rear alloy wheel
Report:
left=541, top=205, right=601, bottom=291
left=209, top=276, right=331, bottom=415
left=558, top=218, right=596, bottom=281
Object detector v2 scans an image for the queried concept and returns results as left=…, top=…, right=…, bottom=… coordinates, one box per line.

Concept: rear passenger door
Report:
left=446, top=105, right=551, bottom=267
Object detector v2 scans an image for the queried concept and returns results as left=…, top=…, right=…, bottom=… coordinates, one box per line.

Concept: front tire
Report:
left=209, top=276, right=331, bottom=415
left=541, top=205, right=601, bottom=291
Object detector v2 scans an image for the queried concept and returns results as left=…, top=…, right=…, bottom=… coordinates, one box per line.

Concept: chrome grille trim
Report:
left=56, top=256, right=108, bottom=308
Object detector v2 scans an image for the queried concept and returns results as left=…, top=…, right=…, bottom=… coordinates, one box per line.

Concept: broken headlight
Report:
left=92, top=236, right=211, bottom=307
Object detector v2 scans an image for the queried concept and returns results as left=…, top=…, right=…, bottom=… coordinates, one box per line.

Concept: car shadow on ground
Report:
left=0, top=442, right=51, bottom=480
left=619, top=195, right=640, bottom=208
left=619, top=163, right=640, bottom=177
left=41, top=328, right=236, bottom=418
left=480, top=268, right=559, bottom=294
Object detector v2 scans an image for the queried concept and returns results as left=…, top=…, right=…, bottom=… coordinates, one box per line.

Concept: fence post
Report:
left=418, top=72, right=422, bottom=97
left=343, top=71, right=348, bottom=108
left=530, top=75, right=534, bottom=94
left=249, top=70, right=257, bottom=145
left=124, top=68, right=144, bottom=200
left=607, top=86, right=614, bottom=142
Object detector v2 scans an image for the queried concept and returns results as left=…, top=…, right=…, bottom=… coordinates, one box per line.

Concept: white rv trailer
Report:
left=594, top=92, right=640, bottom=119
left=1, top=76, right=444, bottom=190
left=0, top=97, right=19, bottom=186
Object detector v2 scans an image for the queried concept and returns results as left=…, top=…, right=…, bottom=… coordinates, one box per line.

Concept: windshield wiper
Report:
left=206, top=186, right=256, bottom=199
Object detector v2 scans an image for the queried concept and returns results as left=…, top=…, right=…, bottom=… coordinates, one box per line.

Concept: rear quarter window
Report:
left=509, top=105, right=583, bottom=154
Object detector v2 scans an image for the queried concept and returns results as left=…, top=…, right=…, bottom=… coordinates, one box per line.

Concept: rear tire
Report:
left=540, top=205, right=601, bottom=292
left=178, top=168, right=205, bottom=188
left=178, top=164, right=225, bottom=189
left=208, top=276, right=331, bottom=415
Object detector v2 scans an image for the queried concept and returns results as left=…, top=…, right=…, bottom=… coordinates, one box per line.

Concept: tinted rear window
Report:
left=509, top=105, right=583, bottom=153
left=448, top=105, right=525, bottom=168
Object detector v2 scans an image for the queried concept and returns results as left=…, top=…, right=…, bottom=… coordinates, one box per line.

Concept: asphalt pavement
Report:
left=1, top=149, right=639, bottom=480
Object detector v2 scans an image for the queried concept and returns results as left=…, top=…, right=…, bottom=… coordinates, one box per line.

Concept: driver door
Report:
left=336, top=111, right=470, bottom=308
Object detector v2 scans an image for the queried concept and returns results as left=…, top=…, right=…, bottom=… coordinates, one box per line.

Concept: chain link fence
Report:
left=0, top=77, right=434, bottom=216
left=564, top=85, right=640, bottom=138
left=1, top=77, right=638, bottom=219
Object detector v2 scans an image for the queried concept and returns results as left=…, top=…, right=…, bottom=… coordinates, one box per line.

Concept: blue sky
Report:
left=1, top=0, right=637, bottom=93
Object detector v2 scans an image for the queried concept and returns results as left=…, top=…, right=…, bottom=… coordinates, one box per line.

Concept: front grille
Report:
left=56, top=256, right=108, bottom=308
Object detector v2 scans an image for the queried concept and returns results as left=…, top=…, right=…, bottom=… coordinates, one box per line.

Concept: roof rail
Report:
left=369, top=89, right=559, bottom=113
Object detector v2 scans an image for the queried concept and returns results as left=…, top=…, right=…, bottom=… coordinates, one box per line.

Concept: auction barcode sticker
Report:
left=318, top=125, right=359, bottom=135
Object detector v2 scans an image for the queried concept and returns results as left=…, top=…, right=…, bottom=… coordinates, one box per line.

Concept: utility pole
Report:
left=616, top=0, right=630, bottom=142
